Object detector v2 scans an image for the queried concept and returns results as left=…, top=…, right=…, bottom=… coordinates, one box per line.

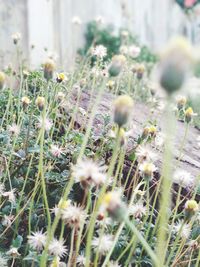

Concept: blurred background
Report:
left=1, top=0, right=200, bottom=69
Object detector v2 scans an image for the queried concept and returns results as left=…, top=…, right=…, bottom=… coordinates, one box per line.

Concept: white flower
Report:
left=139, top=161, right=157, bottom=179
left=2, top=215, right=14, bottom=227
left=128, top=45, right=141, bottom=58
left=61, top=203, right=86, bottom=228
left=8, top=124, right=20, bottom=136
left=136, top=145, right=157, bottom=162
left=129, top=202, right=147, bottom=219
left=173, top=169, right=195, bottom=188
left=50, top=145, right=64, bottom=157
left=28, top=230, right=46, bottom=251
left=37, top=117, right=53, bottom=132
left=48, top=238, right=67, bottom=258
left=72, top=159, right=107, bottom=188
left=7, top=247, right=20, bottom=258
left=76, top=254, right=86, bottom=266
left=92, top=234, right=114, bottom=255
left=0, top=254, right=7, bottom=267
left=172, top=220, right=191, bottom=239
left=92, top=45, right=107, bottom=59
left=72, top=16, right=82, bottom=25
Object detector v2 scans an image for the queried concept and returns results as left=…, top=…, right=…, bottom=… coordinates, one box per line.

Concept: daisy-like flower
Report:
left=173, top=220, right=191, bottom=239
left=50, top=145, right=64, bottom=157
left=173, top=169, right=195, bottom=188
left=8, top=124, right=20, bottom=136
left=176, top=95, right=187, bottom=110
left=72, top=16, right=82, bottom=25
left=139, top=161, right=157, bottom=180
left=61, top=203, right=86, bottom=228
left=92, top=234, right=114, bottom=255
left=56, top=92, right=65, bottom=103
left=37, top=117, right=53, bottom=132
left=128, top=45, right=141, bottom=58
left=129, top=202, right=147, bottom=219
left=0, top=253, right=7, bottom=267
left=56, top=73, right=66, bottom=83
left=7, top=247, right=20, bottom=258
left=92, top=45, right=107, bottom=59
left=72, top=159, right=107, bottom=189
left=101, top=190, right=123, bottom=215
left=27, top=230, right=46, bottom=251
left=22, top=96, right=31, bottom=108
left=76, top=254, right=86, bottom=266
left=184, top=107, right=197, bottom=123
left=48, top=238, right=67, bottom=258
left=136, top=145, right=157, bottom=163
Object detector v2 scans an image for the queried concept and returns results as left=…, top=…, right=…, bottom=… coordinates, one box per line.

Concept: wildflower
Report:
left=2, top=215, right=14, bottom=227
left=43, top=59, right=55, bottom=81
left=7, top=247, right=20, bottom=258
left=128, top=45, right=141, bottom=58
left=92, top=45, right=107, bottom=59
left=185, top=199, right=199, bottom=220
left=92, top=234, right=114, bottom=255
left=0, top=253, right=7, bottom=267
left=113, top=95, right=133, bottom=127
left=159, top=37, right=193, bottom=94
left=109, top=55, right=126, bottom=77
left=141, top=126, right=150, bottom=139
left=148, top=125, right=157, bottom=138
left=129, top=202, right=147, bottom=219
left=176, top=95, right=187, bottom=110
left=106, top=80, right=115, bottom=90
left=0, top=71, right=6, bottom=89
left=109, top=127, right=128, bottom=146
left=173, top=169, right=195, bottom=188
left=28, top=230, right=46, bottom=251
left=136, top=145, right=157, bottom=162
left=139, top=161, right=157, bottom=180
left=185, top=0, right=197, bottom=8
left=72, top=159, right=107, bottom=189
left=21, top=96, right=31, bottom=108
left=56, top=92, right=65, bottom=102
left=37, top=117, right=52, bottom=132
left=61, top=203, right=86, bottom=228
left=56, top=73, right=65, bottom=83
left=173, top=220, right=191, bottom=239
left=23, top=70, right=30, bottom=79
left=72, top=16, right=82, bottom=25
left=184, top=107, right=197, bottom=123
left=102, top=190, right=123, bottom=217
left=77, top=254, right=86, bottom=266
left=35, top=96, right=45, bottom=111
left=11, top=32, right=21, bottom=45
left=48, top=238, right=67, bottom=257
left=8, top=124, right=20, bottom=136
left=50, top=145, right=64, bottom=157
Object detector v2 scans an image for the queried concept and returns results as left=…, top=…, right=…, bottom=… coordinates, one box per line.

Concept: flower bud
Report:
left=148, top=125, right=157, bottom=138
left=159, top=37, right=193, bottom=94
left=184, top=200, right=198, bottom=220
left=114, top=95, right=134, bottom=127
left=177, top=96, right=187, bottom=110
left=43, top=59, right=55, bottom=81
left=0, top=71, right=6, bottom=89
left=11, top=32, right=21, bottom=45
left=109, top=55, right=126, bottom=77
left=21, top=96, right=31, bottom=108
left=56, top=73, right=65, bottom=83
left=106, top=80, right=115, bottom=90
left=184, top=107, right=197, bottom=123
left=141, top=127, right=149, bottom=139
left=35, top=96, right=45, bottom=111
left=136, top=64, right=145, bottom=79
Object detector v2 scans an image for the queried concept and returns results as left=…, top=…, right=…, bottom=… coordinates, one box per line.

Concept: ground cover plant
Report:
left=0, top=30, right=199, bottom=267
